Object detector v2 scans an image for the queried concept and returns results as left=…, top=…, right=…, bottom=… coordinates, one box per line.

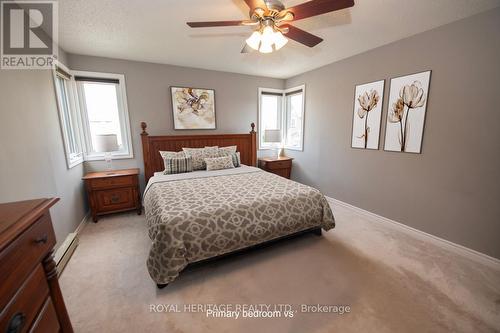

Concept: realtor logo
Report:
left=1, top=0, right=58, bottom=69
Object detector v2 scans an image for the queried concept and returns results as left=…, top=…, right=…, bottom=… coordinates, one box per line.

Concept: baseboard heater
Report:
left=54, top=232, right=79, bottom=277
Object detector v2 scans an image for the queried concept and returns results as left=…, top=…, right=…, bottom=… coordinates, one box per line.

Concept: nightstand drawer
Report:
left=95, top=188, right=136, bottom=212
left=90, top=175, right=135, bottom=190
left=266, top=160, right=292, bottom=170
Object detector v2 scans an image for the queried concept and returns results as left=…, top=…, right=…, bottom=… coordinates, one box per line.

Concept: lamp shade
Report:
left=94, top=134, right=119, bottom=152
left=264, top=129, right=281, bottom=143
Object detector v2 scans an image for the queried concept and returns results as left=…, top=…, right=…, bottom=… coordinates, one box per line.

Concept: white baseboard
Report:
left=54, top=212, right=90, bottom=275
left=326, top=196, right=500, bottom=271
left=74, top=211, right=90, bottom=236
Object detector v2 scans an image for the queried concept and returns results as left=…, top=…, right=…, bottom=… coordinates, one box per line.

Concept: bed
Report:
left=140, top=122, right=335, bottom=287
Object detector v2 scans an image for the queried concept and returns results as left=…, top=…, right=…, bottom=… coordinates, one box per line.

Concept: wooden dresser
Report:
left=0, top=198, right=73, bottom=333
left=258, top=156, right=293, bottom=179
left=83, top=168, right=142, bottom=222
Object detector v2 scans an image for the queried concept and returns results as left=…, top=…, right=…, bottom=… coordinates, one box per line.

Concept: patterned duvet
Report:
left=143, top=166, right=335, bottom=284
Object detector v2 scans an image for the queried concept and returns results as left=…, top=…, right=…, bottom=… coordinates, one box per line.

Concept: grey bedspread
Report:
left=143, top=166, right=335, bottom=284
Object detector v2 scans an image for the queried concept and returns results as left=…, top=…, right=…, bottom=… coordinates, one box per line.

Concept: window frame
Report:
left=258, top=85, right=305, bottom=151
left=258, top=87, right=284, bottom=150
left=283, top=85, right=305, bottom=151
left=52, top=61, right=84, bottom=168
left=73, top=70, right=134, bottom=161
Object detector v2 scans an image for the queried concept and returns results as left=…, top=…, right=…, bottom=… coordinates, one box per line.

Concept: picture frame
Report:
left=170, top=86, right=217, bottom=130
left=383, top=70, right=431, bottom=153
left=351, top=79, right=385, bottom=150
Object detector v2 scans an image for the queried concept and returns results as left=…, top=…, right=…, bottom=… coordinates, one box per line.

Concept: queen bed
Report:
left=140, top=122, right=335, bottom=287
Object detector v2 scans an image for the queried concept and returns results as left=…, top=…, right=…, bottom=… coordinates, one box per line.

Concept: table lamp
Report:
left=264, top=129, right=283, bottom=158
left=94, top=134, right=119, bottom=173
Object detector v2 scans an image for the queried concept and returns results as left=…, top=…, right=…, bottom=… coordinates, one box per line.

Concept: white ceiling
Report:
left=58, top=0, right=500, bottom=79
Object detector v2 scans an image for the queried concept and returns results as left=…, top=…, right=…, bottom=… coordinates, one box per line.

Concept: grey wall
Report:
left=67, top=55, right=284, bottom=186
left=0, top=69, right=87, bottom=248
left=285, top=9, right=500, bottom=259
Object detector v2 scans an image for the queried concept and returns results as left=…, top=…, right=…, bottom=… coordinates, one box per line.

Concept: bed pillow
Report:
left=204, top=156, right=235, bottom=171
left=159, top=151, right=186, bottom=171
left=221, top=151, right=240, bottom=167
left=159, top=150, right=186, bottom=159
left=183, top=147, right=219, bottom=170
left=218, top=145, right=237, bottom=154
left=163, top=156, right=193, bottom=175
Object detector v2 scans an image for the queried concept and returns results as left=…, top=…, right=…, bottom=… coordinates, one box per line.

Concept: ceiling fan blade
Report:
left=241, top=44, right=253, bottom=53
left=281, top=24, right=323, bottom=47
left=187, top=20, right=249, bottom=28
left=286, top=0, right=354, bottom=21
left=243, top=0, right=268, bottom=11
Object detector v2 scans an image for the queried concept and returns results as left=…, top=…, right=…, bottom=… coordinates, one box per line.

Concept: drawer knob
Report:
left=7, top=312, right=26, bottom=333
left=111, top=194, right=120, bottom=203
left=34, top=234, right=48, bottom=244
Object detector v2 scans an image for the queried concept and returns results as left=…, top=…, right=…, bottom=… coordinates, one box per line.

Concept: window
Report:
left=74, top=72, right=133, bottom=160
left=258, top=85, right=305, bottom=151
left=284, top=87, right=305, bottom=150
left=53, top=64, right=83, bottom=168
left=52, top=68, right=133, bottom=167
left=258, top=88, right=283, bottom=149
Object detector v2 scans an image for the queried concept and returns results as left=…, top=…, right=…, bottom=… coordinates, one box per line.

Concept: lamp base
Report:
left=104, top=152, right=113, bottom=172
left=277, top=147, right=286, bottom=158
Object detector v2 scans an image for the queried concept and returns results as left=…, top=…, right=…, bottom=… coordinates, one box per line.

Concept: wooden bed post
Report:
left=140, top=122, right=151, bottom=182
left=250, top=123, right=257, bottom=167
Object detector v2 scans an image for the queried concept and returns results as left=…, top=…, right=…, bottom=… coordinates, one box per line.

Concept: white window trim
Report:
left=258, top=87, right=284, bottom=150
left=258, top=85, right=305, bottom=151
left=72, top=70, right=134, bottom=161
left=283, top=84, right=305, bottom=151
left=52, top=60, right=84, bottom=168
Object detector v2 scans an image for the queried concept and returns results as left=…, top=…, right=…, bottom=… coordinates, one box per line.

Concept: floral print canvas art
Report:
left=351, top=80, right=385, bottom=149
left=171, top=87, right=216, bottom=129
left=384, top=71, right=431, bottom=153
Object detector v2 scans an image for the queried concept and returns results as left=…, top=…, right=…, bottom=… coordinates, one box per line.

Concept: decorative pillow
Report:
left=159, top=150, right=186, bottom=159
left=183, top=147, right=219, bottom=170
left=218, top=145, right=237, bottom=154
left=163, top=156, right=193, bottom=175
left=204, top=156, right=235, bottom=171
left=223, top=152, right=240, bottom=167
left=160, top=151, right=186, bottom=171
left=218, top=148, right=240, bottom=167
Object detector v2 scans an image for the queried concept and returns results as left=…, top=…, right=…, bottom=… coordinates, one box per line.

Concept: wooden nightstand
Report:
left=258, top=156, right=293, bottom=179
left=82, top=168, right=142, bottom=222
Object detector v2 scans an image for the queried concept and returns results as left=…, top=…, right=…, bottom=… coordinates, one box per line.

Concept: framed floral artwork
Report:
left=170, top=86, right=216, bottom=130
left=351, top=79, right=385, bottom=149
left=384, top=71, right=431, bottom=153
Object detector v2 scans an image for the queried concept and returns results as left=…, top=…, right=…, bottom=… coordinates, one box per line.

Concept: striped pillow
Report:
left=218, top=150, right=241, bottom=167
left=160, top=151, right=186, bottom=171
left=163, top=156, right=193, bottom=175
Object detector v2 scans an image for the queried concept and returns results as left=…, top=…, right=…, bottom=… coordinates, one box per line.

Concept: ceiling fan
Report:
left=187, top=0, right=355, bottom=54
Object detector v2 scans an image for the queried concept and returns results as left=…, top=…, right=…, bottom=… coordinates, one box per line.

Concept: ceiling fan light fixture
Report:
left=259, top=40, right=273, bottom=53
left=245, top=30, right=261, bottom=50
left=260, top=25, right=275, bottom=46
left=273, top=30, right=288, bottom=50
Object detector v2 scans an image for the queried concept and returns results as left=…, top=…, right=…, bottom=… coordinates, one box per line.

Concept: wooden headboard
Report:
left=140, top=122, right=257, bottom=182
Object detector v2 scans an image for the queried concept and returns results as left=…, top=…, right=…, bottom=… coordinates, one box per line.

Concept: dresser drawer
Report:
left=265, top=160, right=292, bottom=170
left=89, top=175, right=135, bottom=190
left=95, top=187, right=136, bottom=213
left=0, top=213, right=55, bottom=309
left=0, top=265, right=49, bottom=333
left=29, top=297, right=60, bottom=333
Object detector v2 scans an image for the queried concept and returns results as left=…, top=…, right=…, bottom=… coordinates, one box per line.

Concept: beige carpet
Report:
left=59, top=203, right=500, bottom=333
